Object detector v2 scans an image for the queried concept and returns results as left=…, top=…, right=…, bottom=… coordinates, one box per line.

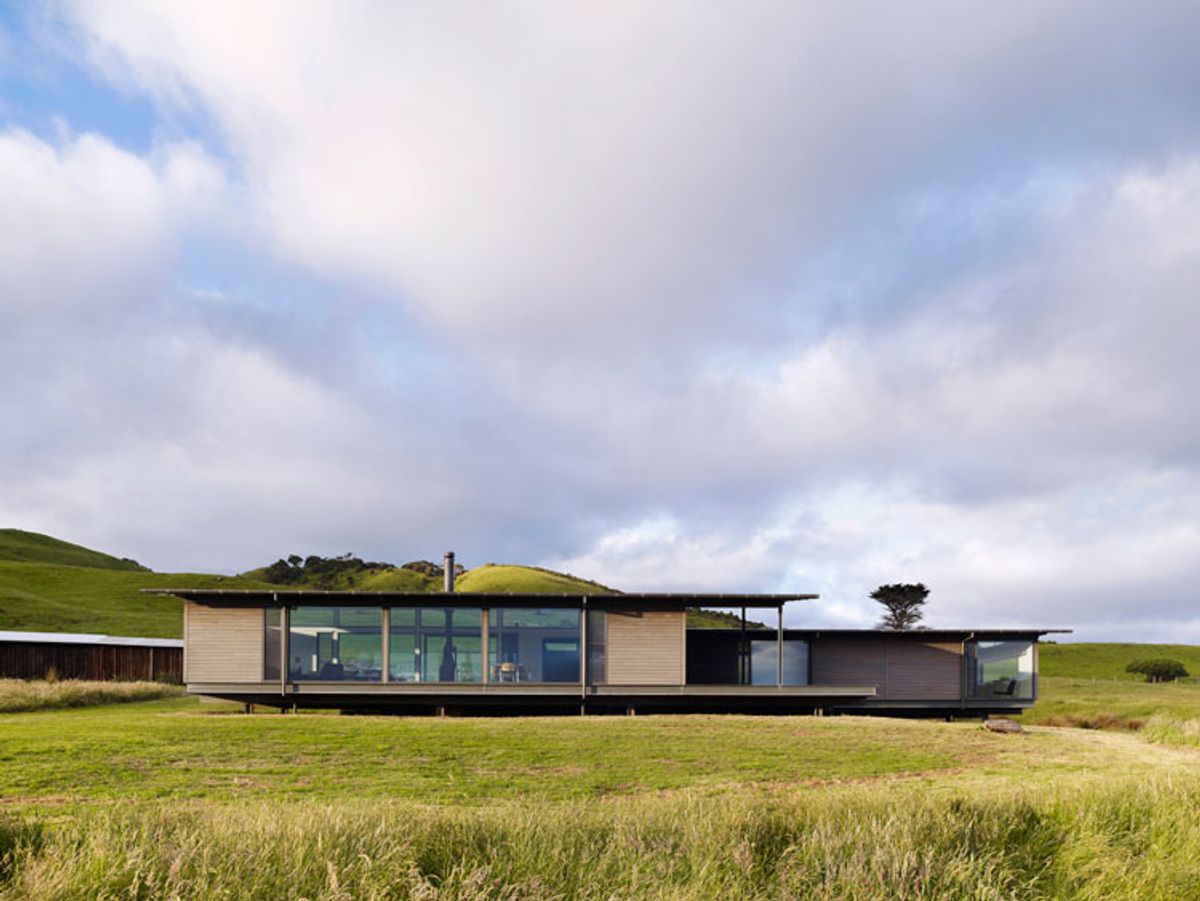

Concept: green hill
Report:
left=1039, top=642, right=1200, bottom=681
left=456, top=564, right=614, bottom=594
left=0, top=562, right=275, bottom=638
left=241, top=557, right=613, bottom=595
left=0, top=528, right=147, bottom=572
left=0, top=533, right=623, bottom=638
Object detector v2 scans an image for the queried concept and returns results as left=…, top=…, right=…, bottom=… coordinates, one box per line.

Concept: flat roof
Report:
left=0, top=630, right=183, bottom=648
left=691, top=627, right=1072, bottom=638
left=141, top=589, right=819, bottom=610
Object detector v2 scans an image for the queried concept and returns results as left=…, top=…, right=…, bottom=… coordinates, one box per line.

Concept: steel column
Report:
left=777, top=605, right=783, bottom=687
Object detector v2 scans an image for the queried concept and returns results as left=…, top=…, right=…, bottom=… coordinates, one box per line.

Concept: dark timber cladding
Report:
left=147, top=586, right=1067, bottom=716
left=0, top=631, right=184, bottom=682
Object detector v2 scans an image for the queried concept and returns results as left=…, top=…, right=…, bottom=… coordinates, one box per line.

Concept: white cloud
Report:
left=0, top=129, right=221, bottom=316
left=68, top=2, right=1200, bottom=346
left=1, top=4, right=1198, bottom=640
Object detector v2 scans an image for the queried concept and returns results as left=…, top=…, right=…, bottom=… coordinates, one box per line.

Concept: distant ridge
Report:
left=0, top=529, right=148, bottom=572
left=0, top=531, right=623, bottom=637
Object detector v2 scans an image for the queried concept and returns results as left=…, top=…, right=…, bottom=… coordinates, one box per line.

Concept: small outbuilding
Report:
left=0, top=630, right=183, bottom=683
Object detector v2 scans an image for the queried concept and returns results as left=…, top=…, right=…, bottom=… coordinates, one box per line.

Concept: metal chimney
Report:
left=443, top=551, right=455, bottom=592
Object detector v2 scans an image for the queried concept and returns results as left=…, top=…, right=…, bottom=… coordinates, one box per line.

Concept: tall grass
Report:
left=0, top=679, right=182, bottom=714
left=4, top=777, right=1200, bottom=899
left=1141, top=715, right=1200, bottom=749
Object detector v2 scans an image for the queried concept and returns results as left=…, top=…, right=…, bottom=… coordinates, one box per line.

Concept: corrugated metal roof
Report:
left=0, top=630, right=182, bottom=648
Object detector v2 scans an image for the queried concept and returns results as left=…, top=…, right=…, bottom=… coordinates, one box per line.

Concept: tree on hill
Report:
left=261, top=553, right=395, bottom=587
left=870, top=583, right=929, bottom=630
left=1125, top=659, right=1189, bottom=683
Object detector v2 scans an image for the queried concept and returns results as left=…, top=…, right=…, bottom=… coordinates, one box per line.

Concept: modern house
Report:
left=146, top=554, right=1065, bottom=717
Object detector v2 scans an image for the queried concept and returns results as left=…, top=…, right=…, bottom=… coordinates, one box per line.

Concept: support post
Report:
left=481, top=608, right=490, bottom=684
left=580, top=598, right=588, bottom=699
left=279, top=595, right=288, bottom=698
left=740, top=607, right=747, bottom=685
left=381, top=607, right=390, bottom=684
left=777, top=605, right=783, bottom=687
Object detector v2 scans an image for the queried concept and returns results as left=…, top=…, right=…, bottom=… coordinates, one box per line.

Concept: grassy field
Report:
left=0, top=679, right=182, bottom=714
left=0, top=701, right=966, bottom=807
left=1023, top=675, right=1200, bottom=730
left=3, top=700, right=1200, bottom=898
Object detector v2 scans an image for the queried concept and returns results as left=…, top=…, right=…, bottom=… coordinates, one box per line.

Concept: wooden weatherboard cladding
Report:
left=605, top=610, right=685, bottom=685
left=184, top=602, right=264, bottom=684
left=810, top=637, right=962, bottom=701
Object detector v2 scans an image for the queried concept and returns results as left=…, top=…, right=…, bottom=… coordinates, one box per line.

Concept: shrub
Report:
left=1124, top=658, right=1189, bottom=683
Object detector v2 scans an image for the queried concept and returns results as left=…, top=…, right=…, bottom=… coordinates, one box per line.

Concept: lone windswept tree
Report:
left=871, top=583, right=929, bottom=630
left=1125, top=659, right=1189, bottom=683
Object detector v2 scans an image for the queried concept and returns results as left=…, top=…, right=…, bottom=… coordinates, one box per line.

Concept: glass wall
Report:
left=749, top=639, right=809, bottom=685
left=289, top=607, right=382, bottom=681
left=264, top=608, right=282, bottom=681
left=389, top=607, right=483, bottom=683
left=489, top=608, right=581, bottom=683
left=966, top=640, right=1034, bottom=699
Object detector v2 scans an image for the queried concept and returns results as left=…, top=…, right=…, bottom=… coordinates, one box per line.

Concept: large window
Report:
left=967, top=640, right=1034, bottom=700
left=289, top=607, right=382, bottom=682
left=490, top=608, right=581, bottom=683
left=264, top=608, right=282, bottom=681
left=389, top=607, right=483, bottom=683
left=749, top=639, right=809, bottom=685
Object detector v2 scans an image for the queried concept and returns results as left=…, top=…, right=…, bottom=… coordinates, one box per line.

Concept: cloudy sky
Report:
left=2, top=2, right=1198, bottom=640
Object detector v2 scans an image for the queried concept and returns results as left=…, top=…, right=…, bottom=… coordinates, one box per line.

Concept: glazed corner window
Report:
left=967, top=640, right=1034, bottom=700
left=264, top=608, right=282, bottom=681
left=288, top=607, right=382, bottom=682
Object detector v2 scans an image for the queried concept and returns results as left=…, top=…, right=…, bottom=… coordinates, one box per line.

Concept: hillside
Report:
left=0, top=562, right=274, bottom=638
left=0, top=533, right=625, bottom=638
left=1039, top=641, right=1200, bottom=681
left=242, top=556, right=614, bottom=595
left=455, top=563, right=614, bottom=594
left=0, top=528, right=147, bottom=572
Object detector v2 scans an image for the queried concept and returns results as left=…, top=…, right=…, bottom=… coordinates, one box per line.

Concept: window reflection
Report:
left=967, top=640, right=1034, bottom=699
left=264, top=608, right=282, bottom=681
left=749, top=639, right=809, bottom=685
left=490, top=608, right=581, bottom=683
left=288, top=607, right=382, bottom=681
left=389, top=608, right=483, bottom=682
